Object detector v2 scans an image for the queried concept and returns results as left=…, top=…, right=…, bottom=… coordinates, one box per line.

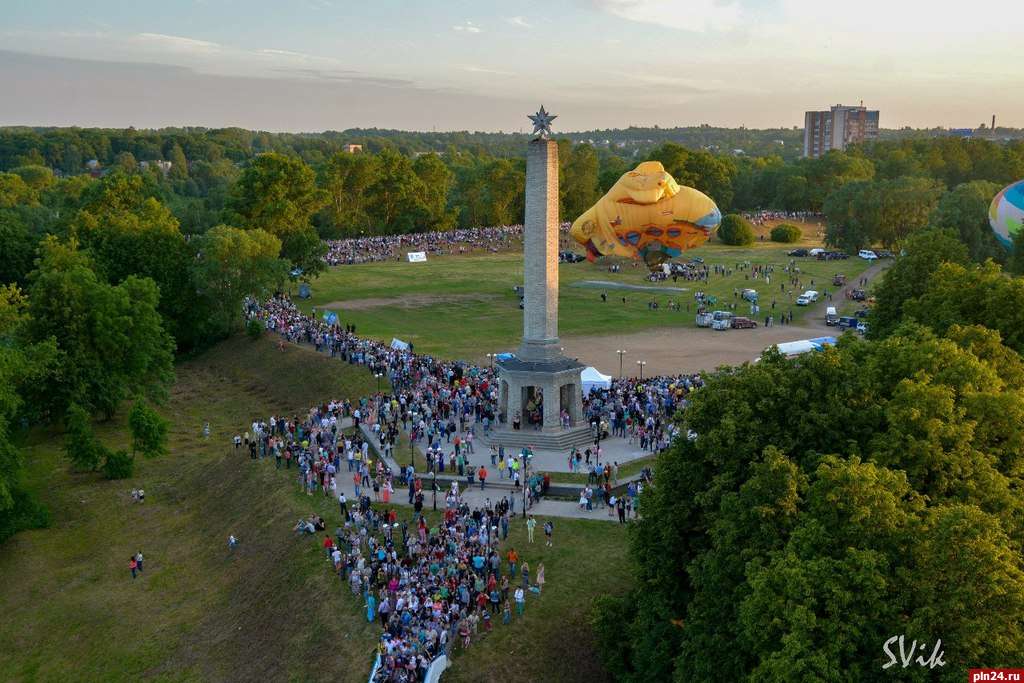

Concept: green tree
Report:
left=600, top=326, right=1024, bottom=681
left=869, top=228, right=968, bottom=339
left=412, top=153, right=456, bottom=231
left=559, top=142, right=600, bottom=222
left=71, top=173, right=194, bottom=348
left=26, top=238, right=175, bottom=418
left=128, top=400, right=169, bottom=459
left=166, top=143, right=189, bottom=183
left=63, top=403, right=103, bottom=471
left=228, top=153, right=326, bottom=274
left=367, top=150, right=426, bottom=233
left=317, top=151, right=381, bottom=236
left=769, top=223, right=801, bottom=243
left=901, top=261, right=1024, bottom=355
left=190, top=225, right=287, bottom=340
left=929, top=180, right=1002, bottom=261
left=717, top=213, right=756, bottom=245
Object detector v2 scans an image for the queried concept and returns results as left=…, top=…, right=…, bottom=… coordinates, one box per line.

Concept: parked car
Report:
left=803, top=290, right=819, bottom=302
left=851, top=288, right=867, bottom=301
left=817, top=250, right=849, bottom=261
left=809, top=248, right=825, bottom=256
left=731, top=316, right=758, bottom=329
left=690, top=256, right=705, bottom=264
left=796, top=296, right=810, bottom=306
left=854, top=308, right=870, bottom=318
left=858, top=249, right=878, bottom=260
left=711, top=310, right=733, bottom=330
left=838, top=316, right=859, bottom=329
left=787, top=248, right=809, bottom=257
left=877, top=250, right=895, bottom=258
left=559, top=251, right=585, bottom=263
left=832, top=274, right=847, bottom=286
left=825, top=306, right=838, bottom=325
left=695, top=311, right=713, bottom=327
left=741, top=288, right=758, bottom=303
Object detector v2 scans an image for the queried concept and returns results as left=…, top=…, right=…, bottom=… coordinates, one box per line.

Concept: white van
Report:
left=858, top=249, right=878, bottom=260
left=804, top=290, right=819, bottom=302
left=825, top=306, right=838, bottom=325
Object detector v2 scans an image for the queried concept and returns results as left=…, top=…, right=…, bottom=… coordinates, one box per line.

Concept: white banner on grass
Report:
left=407, top=251, right=427, bottom=263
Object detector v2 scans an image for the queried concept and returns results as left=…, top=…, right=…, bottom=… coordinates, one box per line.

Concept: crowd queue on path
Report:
left=239, top=295, right=708, bottom=679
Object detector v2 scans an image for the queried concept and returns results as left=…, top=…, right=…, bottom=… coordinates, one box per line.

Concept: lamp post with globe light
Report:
left=616, top=349, right=627, bottom=378
left=637, top=360, right=647, bottom=380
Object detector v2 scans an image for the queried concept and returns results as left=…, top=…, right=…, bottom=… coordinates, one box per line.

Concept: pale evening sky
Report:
left=1, top=0, right=1021, bottom=132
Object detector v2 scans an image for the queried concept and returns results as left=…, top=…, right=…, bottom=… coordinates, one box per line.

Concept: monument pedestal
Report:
left=491, top=355, right=591, bottom=451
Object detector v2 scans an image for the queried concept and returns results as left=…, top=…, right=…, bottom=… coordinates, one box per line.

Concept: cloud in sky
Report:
left=452, top=21, right=482, bottom=33
left=593, top=0, right=745, bottom=32
left=503, top=16, right=533, bottom=28
left=2, top=0, right=1024, bottom=129
left=134, top=32, right=222, bottom=53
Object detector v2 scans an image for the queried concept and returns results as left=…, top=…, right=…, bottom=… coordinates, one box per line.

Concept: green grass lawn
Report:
left=0, top=334, right=630, bottom=683
left=300, top=231, right=870, bottom=361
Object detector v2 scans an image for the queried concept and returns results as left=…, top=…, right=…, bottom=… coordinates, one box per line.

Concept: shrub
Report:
left=63, top=403, right=102, bottom=471
left=717, top=214, right=756, bottom=246
left=246, top=318, right=263, bottom=340
left=129, top=400, right=169, bottom=459
left=770, top=223, right=802, bottom=243
left=102, top=449, right=134, bottom=480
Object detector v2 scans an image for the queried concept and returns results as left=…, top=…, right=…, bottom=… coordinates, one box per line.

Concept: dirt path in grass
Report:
left=323, top=292, right=500, bottom=310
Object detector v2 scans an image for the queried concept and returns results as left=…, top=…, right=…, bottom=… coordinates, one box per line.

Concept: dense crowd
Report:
left=323, top=225, right=525, bottom=265
left=742, top=210, right=823, bottom=226
left=240, top=294, right=702, bottom=678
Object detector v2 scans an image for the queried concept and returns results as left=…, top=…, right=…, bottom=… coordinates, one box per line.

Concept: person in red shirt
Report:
left=478, top=466, right=488, bottom=490
left=323, top=535, right=334, bottom=558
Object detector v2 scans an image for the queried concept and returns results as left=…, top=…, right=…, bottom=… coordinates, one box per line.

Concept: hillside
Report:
left=0, top=334, right=629, bottom=682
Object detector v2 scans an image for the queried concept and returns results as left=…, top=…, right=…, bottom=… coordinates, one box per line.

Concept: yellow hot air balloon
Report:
left=570, top=161, right=721, bottom=266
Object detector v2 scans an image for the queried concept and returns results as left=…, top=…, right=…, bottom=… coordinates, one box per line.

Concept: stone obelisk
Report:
left=519, top=137, right=561, bottom=361
left=492, top=107, right=590, bottom=449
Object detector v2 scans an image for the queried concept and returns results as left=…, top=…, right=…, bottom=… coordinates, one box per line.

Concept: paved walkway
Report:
left=356, top=423, right=631, bottom=522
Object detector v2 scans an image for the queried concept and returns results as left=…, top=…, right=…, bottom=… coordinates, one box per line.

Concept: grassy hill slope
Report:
left=0, top=334, right=629, bottom=682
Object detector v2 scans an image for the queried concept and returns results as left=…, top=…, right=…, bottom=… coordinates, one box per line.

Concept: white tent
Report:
left=581, top=366, right=613, bottom=394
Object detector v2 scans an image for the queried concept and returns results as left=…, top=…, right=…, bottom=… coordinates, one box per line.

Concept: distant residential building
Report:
left=140, top=160, right=173, bottom=175
left=803, top=104, right=879, bottom=158
left=342, top=144, right=362, bottom=153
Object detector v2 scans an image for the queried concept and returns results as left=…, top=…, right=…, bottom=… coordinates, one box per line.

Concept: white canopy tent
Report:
left=581, top=366, right=613, bottom=394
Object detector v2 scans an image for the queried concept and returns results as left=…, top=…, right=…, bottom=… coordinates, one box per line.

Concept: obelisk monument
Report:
left=519, top=127, right=561, bottom=360
left=492, top=107, right=590, bottom=448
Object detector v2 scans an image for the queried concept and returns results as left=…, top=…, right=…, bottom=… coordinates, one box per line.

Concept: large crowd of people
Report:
left=323, top=225, right=525, bottom=266
left=241, top=294, right=701, bottom=679
left=742, top=210, right=823, bottom=226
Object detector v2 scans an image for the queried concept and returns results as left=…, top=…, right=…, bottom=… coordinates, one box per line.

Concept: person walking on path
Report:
left=478, top=465, right=488, bottom=490
left=526, top=515, right=536, bottom=543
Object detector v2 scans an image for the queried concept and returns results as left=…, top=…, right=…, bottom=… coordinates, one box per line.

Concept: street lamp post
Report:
left=637, top=360, right=647, bottom=380
left=486, top=353, right=494, bottom=368
left=616, top=349, right=627, bottom=378
left=521, top=454, right=529, bottom=519
left=375, top=372, right=383, bottom=392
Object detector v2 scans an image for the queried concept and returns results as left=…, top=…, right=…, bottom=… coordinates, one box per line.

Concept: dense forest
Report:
left=596, top=228, right=1024, bottom=680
